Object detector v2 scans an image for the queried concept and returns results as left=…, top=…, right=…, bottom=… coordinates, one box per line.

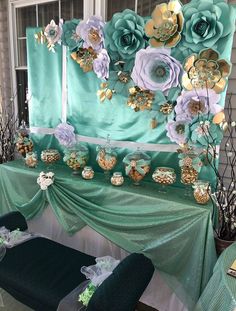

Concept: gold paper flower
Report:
left=160, top=103, right=174, bottom=115
left=182, top=49, right=231, bottom=93
left=145, top=1, right=184, bottom=48
left=71, top=47, right=97, bottom=72
left=127, top=87, right=154, bottom=112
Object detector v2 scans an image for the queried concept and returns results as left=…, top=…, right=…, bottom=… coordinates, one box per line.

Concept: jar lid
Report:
left=84, top=166, right=93, bottom=170
left=113, top=172, right=122, bottom=176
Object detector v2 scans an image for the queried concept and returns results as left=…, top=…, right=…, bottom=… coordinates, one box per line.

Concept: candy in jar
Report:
left=111, top=172, right=124, bottom=186
left=82, top=166, right=94, bottom=180
left=193, top=181, right=211, bottom=204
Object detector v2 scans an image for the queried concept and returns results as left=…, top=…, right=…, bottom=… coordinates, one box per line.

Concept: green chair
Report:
left=0, top=211, right=154, bottom=311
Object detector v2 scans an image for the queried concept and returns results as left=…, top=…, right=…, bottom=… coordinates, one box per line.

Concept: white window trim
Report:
left=8, top=0, right=93, bottom=118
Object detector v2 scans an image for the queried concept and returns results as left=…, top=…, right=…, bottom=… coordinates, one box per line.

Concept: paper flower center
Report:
left=194, top=19, right=209, bottom=37
left=188, top=99, right=206, bottom=115
left=121, top=33, right=133, bottom=46
left=175, top=124, right=185, bottom=134
left=156, top=66, right=166, bottom=77
left=88, top=28, right=101, bottom=44
left=49, top=29, right=56, bottom=36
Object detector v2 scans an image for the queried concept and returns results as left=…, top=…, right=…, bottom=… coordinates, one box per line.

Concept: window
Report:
left=9, top=0, right=84, bottom=124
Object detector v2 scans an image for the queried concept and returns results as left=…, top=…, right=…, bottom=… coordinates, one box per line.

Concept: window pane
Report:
left=16, top=70, right=28, bottom=124
left=61, top=0, right=83, bottom=20
left=138, top=0, right=190, bottom=16
left=16, top=5, right=36, bottom=37
left=107, top=0, right=135, bottom=21
left=38, top=1, right=59, bottom=26
left=18, top=39, right=27, bottom=67
left=137, top=0, right=165, bottom=16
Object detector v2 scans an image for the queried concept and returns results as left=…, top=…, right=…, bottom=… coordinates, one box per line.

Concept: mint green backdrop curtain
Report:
left=26, top=25, right=236, bottom=185
left=0, top=161, right=216, bottom=309
left=27, top=28, right=62, bottom=128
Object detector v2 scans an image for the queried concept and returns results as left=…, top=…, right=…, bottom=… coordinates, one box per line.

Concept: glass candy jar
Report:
left=15, top=122, right=33, bottom=157
left=82, top=166, right=94, bottom=180
left=96, top=144, right=117, bottom=178
left=63, top=145, right=89, bottom=175
left=25, top=152, right=38, bottom=168
left=111, top=172, right=124, bottom=186
left=179, top=152, right=201, bottom=185
left=123, top=149, right=151, bottom=185
left=152, top=167, right=176, bottom=192
left=41, top=149, right=61, bottom=169
left=193, top=181, right=211, bottom=204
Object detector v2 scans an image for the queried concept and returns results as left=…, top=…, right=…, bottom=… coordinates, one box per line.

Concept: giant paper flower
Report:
left=76, top=16, right=105, bottom=52
left=61, top=19, right=82, bottom=51
left=44, top=20, right=62, bottom=52
left=145, top=1, right=184, bottom=48
left=175, top=89, right=222, bottom=121
left=182, top=49, right=231, bottom=93
left=131, top=47, right=182, bottom=93
left=181, top=0, right=235, bottom=54
left=104, top=9, right=145, bottom=61
left=54, top=123, right=76, bottom=148
left=93, top=49, right=110, bottom=80
left=186, top=115, right=223, bottom=147
left=166, top=120, right=189, bottom=144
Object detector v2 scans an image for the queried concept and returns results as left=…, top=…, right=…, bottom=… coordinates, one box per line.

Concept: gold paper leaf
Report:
left=151, top=118, right=158, bottom=129
left=213, top=111, right=225, bottom=124
left=105, top=89, right=113, bottom=100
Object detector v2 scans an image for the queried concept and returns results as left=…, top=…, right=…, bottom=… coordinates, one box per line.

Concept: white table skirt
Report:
left=26, top=206, right=187, bottom=311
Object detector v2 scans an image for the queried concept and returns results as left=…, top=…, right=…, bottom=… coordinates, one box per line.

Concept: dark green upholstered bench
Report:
left=0, top=212, right=154, bottom=311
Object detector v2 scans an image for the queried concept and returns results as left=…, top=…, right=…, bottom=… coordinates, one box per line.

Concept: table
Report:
left=195, top=242, right=236, bottom=311
left=0, top=160, right=217, bottom=310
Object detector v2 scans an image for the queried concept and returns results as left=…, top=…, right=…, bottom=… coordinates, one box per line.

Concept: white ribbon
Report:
left=30, top=127, right=180, bottom=152
left=30, top=126, right=221, bottom=153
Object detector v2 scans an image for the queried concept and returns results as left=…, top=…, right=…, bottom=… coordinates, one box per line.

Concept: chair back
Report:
left=0, top=211, right=28, bottom=231
left=87, top=253, right=154, bottom=311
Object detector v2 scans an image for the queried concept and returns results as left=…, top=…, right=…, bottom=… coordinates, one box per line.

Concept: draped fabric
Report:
left=195, top=242, right=236, bottom=311
left=0, top=161, right=217, bottom=309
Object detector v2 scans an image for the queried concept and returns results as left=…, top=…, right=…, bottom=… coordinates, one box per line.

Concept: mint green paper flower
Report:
left=62, top=19, right=83, bottom=52
left=104, top=9, right=145, bottom=61
left=186, top=115, right=223, bottom=147
left=181, top=0, right=235, bottom=54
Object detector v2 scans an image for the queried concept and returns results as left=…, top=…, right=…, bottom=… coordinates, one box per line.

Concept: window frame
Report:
left=8, top=0, right=94, bottom=119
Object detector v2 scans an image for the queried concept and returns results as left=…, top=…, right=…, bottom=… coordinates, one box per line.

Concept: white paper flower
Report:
left=37, top=171, right=54, bottom=190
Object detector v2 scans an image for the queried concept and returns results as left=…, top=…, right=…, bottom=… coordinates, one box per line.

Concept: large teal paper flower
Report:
left=104, top=9, right=145, bottom=61
left=186, top=115, right=223, bottom=147
left=61, top=19, right=82, bottom=52
left=181, top=0, right=235, bottom=54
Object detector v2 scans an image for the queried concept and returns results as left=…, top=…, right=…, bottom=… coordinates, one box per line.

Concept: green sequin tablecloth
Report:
left=0, top=160, right=217, bottom=309
left=195, top=242, right=236, bottom=311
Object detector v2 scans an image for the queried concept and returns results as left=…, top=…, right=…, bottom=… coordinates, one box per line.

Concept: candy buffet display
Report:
left=110, top=172, right=124, bottom=186
left=24, top=152, right=38, bottom=168
left=123, top=150, right=151, bottom=185
left=41, top=149, right=61, bottom=165
left=152, top=167, right=176, bottom=186
left=82, top=166, right=95, bottom=180
left=193, top=180, right=211, bottom=205
left=63, top=145, right=89, bottom=174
